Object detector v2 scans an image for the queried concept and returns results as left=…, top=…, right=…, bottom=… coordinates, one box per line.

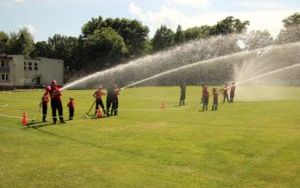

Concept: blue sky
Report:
left=0, top=0, right=299, bottom=41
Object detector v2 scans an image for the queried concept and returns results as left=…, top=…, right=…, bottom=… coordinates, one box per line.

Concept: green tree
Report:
left=184, top=25, right=211, bottom=41
left=33, top=41, right=50, bottom=57
left=277, top=12, right=300, bottom=44
left=282, top=12, right=300, bottom=28
left=82, top=17, right=149, bottom=56
left=0, top=31, right=9, bottom=53
left=83, top=27, right=128, bottom=68
left=174, top=25, right=185, bottom=44
left=247, top=30, right=273, bottom=50
left=6, top=28, right=35, bottom=58
left=210, top=16, right=249, bottom=35
left=47, top=34, right=78, bottom=70
left=152, top=25, right=174, bottom=52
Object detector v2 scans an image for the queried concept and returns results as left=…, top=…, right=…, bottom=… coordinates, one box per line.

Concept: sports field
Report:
left=0, top=86, right=299, bottom=187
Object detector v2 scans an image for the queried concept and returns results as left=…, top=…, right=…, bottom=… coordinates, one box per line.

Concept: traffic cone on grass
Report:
left=161, top=101, right=166, bottom=109
left=96, top=108, right=103, bottom=118
left=22, top=111, right=28, bottom=126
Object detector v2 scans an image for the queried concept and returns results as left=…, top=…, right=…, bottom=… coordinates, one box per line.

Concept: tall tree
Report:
left=282, top=12, right=300, bottom=28
left=83, top=27, right=128, bottom=68
left=210, top=16, right=249, bottom=35
left=82, top=17, right=149, bottom=56
left=184, top=25, right=211, bottom=41
left=247, top=30, right=273, bottom=50
left=0, top=31, right=9, bottom=53
left=174, top=25, right=185, bottom=44
left=277, top=12, right=300, bottom=44
left=6, top=28, right=35, bottom=58
left=152, top=25, right=174, bottom=52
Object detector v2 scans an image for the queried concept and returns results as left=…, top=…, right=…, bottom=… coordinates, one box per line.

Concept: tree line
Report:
left=0, top=12, right=299, bottom=82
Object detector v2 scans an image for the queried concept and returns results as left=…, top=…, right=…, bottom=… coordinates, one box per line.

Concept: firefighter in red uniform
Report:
left=230, top=82, right=236, bottom=103
left=67, top=97, right=74, bottom=120
left=44, top=80, right=65, bottom=124
left=212, top=88, right=218, bottom=111
left=93, top=85, right=106, bottom=115
left=202, top=85, right=209, bottom=111
left=40, top=88, right=49, bottom=122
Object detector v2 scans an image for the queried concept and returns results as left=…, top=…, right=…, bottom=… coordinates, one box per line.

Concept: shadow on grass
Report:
left=30, top=125, right=152, bottom=160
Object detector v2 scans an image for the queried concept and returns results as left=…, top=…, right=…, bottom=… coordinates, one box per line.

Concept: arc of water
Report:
left=236, top=63, right=300, bottom=86
left=122, top=63, right=300, bottom=90
left=62, top=41, right=300, bottom=90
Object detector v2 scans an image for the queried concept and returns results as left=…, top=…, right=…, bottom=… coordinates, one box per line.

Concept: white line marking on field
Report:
left=0, top=114, right=22, bottom=119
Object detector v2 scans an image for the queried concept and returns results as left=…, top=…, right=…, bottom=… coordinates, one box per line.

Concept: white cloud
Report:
left=129, top=3, right=297, bottom=38
left=15, top=0, right=24, bottom=3
left=0, top=0, right=24, bottom=7
left=239, top=0, right=285, bottom=10
left=170, top=0, right=210, bottom=8
left=20, top=24, right=37, bottom=36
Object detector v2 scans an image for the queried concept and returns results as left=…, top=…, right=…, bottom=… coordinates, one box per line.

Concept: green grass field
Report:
left=0, top=86, right=300, bottom=188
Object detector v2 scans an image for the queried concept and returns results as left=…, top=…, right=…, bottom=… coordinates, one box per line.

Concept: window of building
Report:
left=24, top=62, right=27, bottom=70
left=1, top=60, right=4, bottom=67
left=4, top=61, right=9, bottom=67
left=1, top=73, right=9, bottom=82
left=28, top=62, right=32, bottom=71
left=34, top=62, right=38, bottom=71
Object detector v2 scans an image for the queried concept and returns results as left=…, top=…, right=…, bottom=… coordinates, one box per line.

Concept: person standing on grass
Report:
left=106, top=84, right=120, bottom=116
left=93, top=85, right=106, bottom=115
left=230, top=82, right=236, bottom=103
left=179, top=82, right=186, bottom=106
left=202, top=85, right=209, bottom=111
left=222, top=84, right=229, bottom=103
left=40, top=89, right=49, bottom=122
left=67, top=97, right=75, bottom=120
left=44, top=80, right=65, bottom=124
left=212, top=88, right=218, bottom=111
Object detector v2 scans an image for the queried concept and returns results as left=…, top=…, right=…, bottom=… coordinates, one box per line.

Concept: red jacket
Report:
left=44, top=85, right=62, bottom=101
left=67, top=101, right=74, bottom=109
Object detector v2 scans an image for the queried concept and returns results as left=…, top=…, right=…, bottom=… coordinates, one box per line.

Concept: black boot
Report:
left=114, top=110, right=118, bottom=116
left=53, top=118, right=57, bottom=124
left=60, top=117, right=65, bottom=124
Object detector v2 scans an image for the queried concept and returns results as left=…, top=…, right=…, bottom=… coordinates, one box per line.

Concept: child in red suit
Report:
left=67, top=97, right=75, bottom=120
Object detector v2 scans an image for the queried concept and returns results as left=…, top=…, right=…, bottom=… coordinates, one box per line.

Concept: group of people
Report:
left=179, top=82, right=236, bottom=111
left=40, top=79, right=235, bottom=124
left=93, top=84, right=120, bottom=116
left=40, top=80, right=120, bottom=124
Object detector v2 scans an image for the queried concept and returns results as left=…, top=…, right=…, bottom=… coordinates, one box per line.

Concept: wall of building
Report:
left=39, top=58, right=64, bottom=85
left=0, top=55, right=63, bottom=87
left=9, top=55, right=25, bottom=86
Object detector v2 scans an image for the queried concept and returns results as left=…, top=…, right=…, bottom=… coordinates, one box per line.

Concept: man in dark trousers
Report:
left=44, top=80, right=65, bottom=124
left=93, top=85, right=106, bottom=115
left=106, top=84, right=120, bottom=116
left=179, top=82, right=186, bottom=106
left=230, top=82, right=236, bottom=103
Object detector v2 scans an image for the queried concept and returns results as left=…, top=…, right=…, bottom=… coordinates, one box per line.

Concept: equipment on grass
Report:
left=22, top=111, right=28, bottom=126
left=86, top=100, right=96, bottom=115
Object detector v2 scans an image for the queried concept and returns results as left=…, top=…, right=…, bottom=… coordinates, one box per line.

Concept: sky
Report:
left=0, top=0, right=299, bottom=41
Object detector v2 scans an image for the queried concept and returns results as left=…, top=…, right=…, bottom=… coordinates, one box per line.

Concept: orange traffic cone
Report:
left=161, top=101, right=166, bottom=109
left=96, top=108, right=103, bottom=118
left=22, top=111, right=28, bottom=126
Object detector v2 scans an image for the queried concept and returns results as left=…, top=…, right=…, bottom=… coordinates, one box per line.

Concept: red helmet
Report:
left=45, top=86, right=51, bottom=91
left=51, top=80, right=57, bottom=86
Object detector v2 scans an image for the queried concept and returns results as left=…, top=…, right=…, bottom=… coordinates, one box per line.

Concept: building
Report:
left=0, top=55, right=64, bottom=88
